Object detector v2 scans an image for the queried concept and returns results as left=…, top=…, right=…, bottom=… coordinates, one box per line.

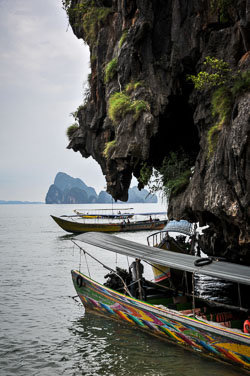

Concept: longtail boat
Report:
left=71, top=232, right=250, bottom=372
left=74, top=208, right=134, bottom=219
left=147, top=220, right=196, bottom=283
left=51, top=214, right=167, bottom=234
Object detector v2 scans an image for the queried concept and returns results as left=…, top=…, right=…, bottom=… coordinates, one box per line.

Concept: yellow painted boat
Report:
left=51, top=215, right=167, bottom=234
left=74, top=208, right=134, bottom=219
left=147, top=220, right=194, bottom=284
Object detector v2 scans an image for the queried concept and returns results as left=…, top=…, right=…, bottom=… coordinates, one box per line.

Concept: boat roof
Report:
left=163, top=220, right=193, bottom=236
left=135, top=211, right=167, bottom=216
left=74, top=208, right=134, bottom=212
left=72, top=232, right=250, bottom=286
left=62, top=213, right=133, bottom=218
left=63, top=211, right=167, bottom=219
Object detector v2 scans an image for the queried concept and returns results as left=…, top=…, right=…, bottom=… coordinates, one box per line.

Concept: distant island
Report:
left=45, top=172, right=157, bottom=204
left=0, top=200, right=44, bottom=205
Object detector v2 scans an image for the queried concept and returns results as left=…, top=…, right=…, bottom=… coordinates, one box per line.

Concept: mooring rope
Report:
left=79, top=247, right=81, bottom=271
left=71, top=240, right=132, bottom=297
left=84, top=250, right=91, bottom=278
left=127, top=256, right=130, bottom=269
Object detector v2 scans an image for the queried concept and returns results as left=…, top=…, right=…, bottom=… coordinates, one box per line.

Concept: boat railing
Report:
left=147, top=231, right=168, bottom=247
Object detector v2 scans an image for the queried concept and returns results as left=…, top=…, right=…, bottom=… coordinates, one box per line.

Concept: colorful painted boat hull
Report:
left=51, top=215, right=167, bottom=234
left=72, top=270, right=250, bottom=371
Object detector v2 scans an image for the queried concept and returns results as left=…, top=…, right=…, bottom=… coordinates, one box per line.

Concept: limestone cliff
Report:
left=65, top=0, right=250, bottom=263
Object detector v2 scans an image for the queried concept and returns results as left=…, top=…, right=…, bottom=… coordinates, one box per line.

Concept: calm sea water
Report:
left=0, top=204, right=243, bottom=376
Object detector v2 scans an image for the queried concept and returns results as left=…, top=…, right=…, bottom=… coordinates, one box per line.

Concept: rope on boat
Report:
left=79, top=246, right=82, bottom=272
left=71, top=295, right=79, bottom=301
left=84, top=250, right=91, bottom=278
left=71, top=240, right=133, bottom=297
left=126, top=256, right=130, bottom=269
left=76, top=239, right=91, bottom=277
left=71, top=295, right=82, bottom=306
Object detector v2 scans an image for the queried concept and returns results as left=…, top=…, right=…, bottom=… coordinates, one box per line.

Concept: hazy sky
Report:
left=0, top=0, right=108, bottom=201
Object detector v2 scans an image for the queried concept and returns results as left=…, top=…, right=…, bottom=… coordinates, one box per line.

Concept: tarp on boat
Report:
left=72, top=232, right=250, bottom=286
left=163, top=220, right=193, bottom=236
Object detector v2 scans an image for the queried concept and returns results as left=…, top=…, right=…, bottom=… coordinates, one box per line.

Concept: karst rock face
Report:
left=66, top=0, right=250, bottom=263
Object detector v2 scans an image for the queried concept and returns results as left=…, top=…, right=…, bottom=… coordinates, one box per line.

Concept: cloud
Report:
left=0, top=0, right=107, bottom=201
left=0, top=0, right=90, bottom=96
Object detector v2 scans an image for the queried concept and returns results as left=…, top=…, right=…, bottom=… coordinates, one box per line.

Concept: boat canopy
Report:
left=163, top=220, right=193, bottom=236
left=73, top=232, right=250, bottom=286
left=74, top=208, right=134, bottom=211
left=134, top=212, right=167, bottom=216
left=75, top=211, right=167, bottom=217
left=63, top=211, right=167, bottom=219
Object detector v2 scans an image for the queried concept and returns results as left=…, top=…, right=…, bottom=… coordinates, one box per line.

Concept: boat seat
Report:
left=143, top=285, right=167, bottom=292
left=176, top=302, right=193, bottom=311
left=230, top=320, right=244, bottom=329
left=143, top=286, right=171, bottom=296
left=147, top=296, right=173, bottom=306
left=219, top=320, right=244, bottom=329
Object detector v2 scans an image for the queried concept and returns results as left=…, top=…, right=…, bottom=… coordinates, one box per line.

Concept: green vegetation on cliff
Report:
left=62, top=0, right=112, bottom=46
left=103, top=140, right=117, bottom=159
left=66, top=123, right=79, bottom=140
left=82, top=6, right=111, bottom=45
left=119, top=30, right=128, bottom=48
left=125, top=81, right=143, bottom=94
left=108, top=91, right=149, bottom=124
left=188, top=57, right=250, bottom=156
left=66, top=104, right=86, bottom=141
left=104, top=58, right=118, bottom=83
left=139, top=151, right=193, bottom=199
left=231, top=70, right=250, bottom=97
left=108, top=81, right=149, bottom=124
left=108, top=92, right=132, bottom=124
left=208, top=86, right=232, bottom=156
left=187, top=56, right=231, bottom=90
left=210, top=0, right=234, bottom=23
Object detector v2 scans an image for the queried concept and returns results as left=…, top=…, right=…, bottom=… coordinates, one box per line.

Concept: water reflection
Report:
left=69, top=312, right=242, bottom=376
